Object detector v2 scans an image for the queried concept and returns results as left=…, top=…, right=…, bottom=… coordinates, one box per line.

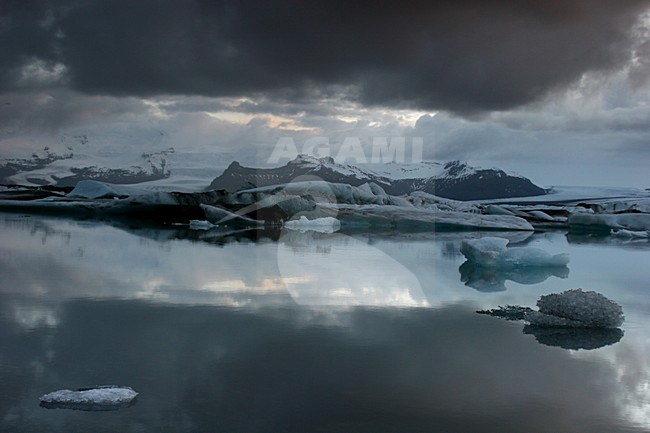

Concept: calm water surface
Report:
left=0, top=213, right=649, bottom=432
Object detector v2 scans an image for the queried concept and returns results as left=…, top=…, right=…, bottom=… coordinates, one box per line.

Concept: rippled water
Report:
left=1, top=213, right=649, bottom=432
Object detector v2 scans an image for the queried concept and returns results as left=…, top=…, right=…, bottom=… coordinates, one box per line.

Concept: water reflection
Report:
left=523, top=326, right=624, bottom=350
left=459, top=261, right=570, bottom=292
left=0, top=300, right=646, bottom=433
left=566, top=232, right=650, bottom=249
left=1, top=214, right=650, bottom=431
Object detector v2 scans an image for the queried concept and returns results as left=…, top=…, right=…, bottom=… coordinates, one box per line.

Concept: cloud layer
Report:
left=2, top=0, right=649, bottom=114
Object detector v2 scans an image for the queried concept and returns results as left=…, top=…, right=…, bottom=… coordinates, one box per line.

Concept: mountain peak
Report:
left=209, top=157, right=547, bottom=200
left=288, top=154, right=334, bottom=166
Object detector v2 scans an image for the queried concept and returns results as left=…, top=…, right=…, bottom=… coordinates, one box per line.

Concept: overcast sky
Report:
left=1, top=0, right=649, bottom=187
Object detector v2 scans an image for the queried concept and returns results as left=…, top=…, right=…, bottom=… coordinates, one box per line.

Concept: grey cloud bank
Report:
left=2, top=0, right=648, bottom=113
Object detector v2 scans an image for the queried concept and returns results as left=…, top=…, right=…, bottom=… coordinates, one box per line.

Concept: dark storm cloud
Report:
left=1, top=0, right=648, bottom=115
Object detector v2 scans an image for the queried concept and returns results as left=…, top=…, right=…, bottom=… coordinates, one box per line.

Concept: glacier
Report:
left=39, top=386, right=138, bottom=411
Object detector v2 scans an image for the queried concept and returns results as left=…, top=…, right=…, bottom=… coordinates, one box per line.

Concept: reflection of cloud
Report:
left=0, top=301, right=645, bottom=432
left=278, top=231, right=427, bottom=307
left=202, top=276, right=314, bottom=293
left=459, top=261, right=569, bottom=292
left=11, top=302, right=59, bottom=329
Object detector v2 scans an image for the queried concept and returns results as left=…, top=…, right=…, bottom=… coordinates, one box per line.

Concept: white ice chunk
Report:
left=485, top=205, right=515, bottom=216
left=526, top=210, right=557, bottom=222
left=189, top=219, right=216, bottom=230
left=40, top=386, right=138, bottom=411
left=67, top=180, right=122, bottom=199
left=284, top=216, right=341, bottom=233
left=460, top=236, right=569, bottom=267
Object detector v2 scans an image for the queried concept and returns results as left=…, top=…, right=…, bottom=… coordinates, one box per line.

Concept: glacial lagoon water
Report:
left=1, top=213, right=649, bottom=432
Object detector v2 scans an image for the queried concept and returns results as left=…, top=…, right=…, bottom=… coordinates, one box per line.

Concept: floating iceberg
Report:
left=460, top=237, right=569, bottom=267
left=525, top=289, right=624, bottom=328
left=478, top=290, right=625, bottom=349
left=284, top=216, right=341, bottom=233
left=568, top=213, right=650, bottom=233
left=336, top=206, right=534, bottom=231
left=480, top=289, right=624, bottom=329
left=40, top=386, right=138, bottom=411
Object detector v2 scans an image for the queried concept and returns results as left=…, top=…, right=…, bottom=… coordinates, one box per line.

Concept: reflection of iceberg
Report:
left=40, top=386, right=138, bottom=411
left=459, top=261, right=569, bottom=292
left=566, top=232, right=650, bottom=248
left=523, top=326, right=624, bottom=350
left=460, top=237, right=569, bottom=267
left=200, top=204, right=261, bottom=226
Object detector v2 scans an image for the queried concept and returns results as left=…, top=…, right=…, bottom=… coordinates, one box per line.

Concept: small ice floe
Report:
left=460, top=237, right=569, bottom=268
left=284, top=215, right=341, bottom=233
left=39, top=385, right=138, bottom=411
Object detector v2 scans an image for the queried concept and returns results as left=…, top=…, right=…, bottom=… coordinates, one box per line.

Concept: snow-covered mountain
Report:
left=209, top=155, right=547, bottom=200
left=0, top=142, right=173, bottom=187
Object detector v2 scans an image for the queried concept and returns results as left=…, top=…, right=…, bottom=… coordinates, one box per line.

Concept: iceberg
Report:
left=40, top=385, right=138, bottom=411
left=568, top=213, right=650, bottom=233
left=526, top=289, right=624, bottom=328
left=478, top=289, right=625, bottom=349
left=284, top=216, right=341, bottom=233
left=335, top=206, right=534, bottom=231
left=189, top=219, right=217, bottom=230
left=460, top=237, right=569, bottom=267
